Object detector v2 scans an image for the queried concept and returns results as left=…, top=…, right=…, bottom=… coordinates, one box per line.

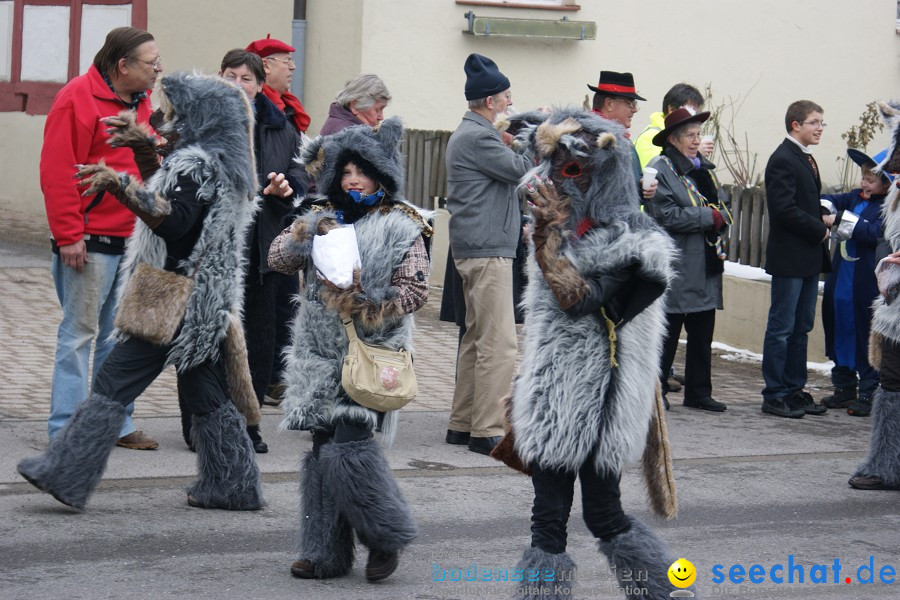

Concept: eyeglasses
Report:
left=800, top=120, right=827, bottom=128
left=614, top=98, right=639, bottom=110
left=266, top=55, right=295, bottom=67
left=132, top=56, right=162, bottom=69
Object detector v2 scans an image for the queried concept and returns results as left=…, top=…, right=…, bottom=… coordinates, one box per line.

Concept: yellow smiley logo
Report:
left=668, top=558, right=697, bottom=588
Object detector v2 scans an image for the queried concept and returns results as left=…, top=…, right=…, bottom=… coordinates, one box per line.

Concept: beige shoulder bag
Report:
left=341, top=318, right=418, bottom=412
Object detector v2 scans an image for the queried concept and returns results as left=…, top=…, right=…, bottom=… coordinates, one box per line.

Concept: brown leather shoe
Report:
left=290, top=559, right=316, bottom=579
left=116, top=430, right=159, bottom=450
left=365, top=549, right=398, bottom=582
left=848, top=475, right=900, bottom=490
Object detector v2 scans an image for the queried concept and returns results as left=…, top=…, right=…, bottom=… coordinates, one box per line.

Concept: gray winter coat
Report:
left=446, top=111, right=531, bottom=259
left=646, top=150, right=729, bottom=313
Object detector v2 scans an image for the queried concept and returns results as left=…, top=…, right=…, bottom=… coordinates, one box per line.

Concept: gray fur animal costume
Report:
left=17, top=72, right=263, bottom=511
left=267, top=117, right=430, bottom=582
left=502, top=108, right=694, bottom=599
left=851, top=100, right=900, bottom=492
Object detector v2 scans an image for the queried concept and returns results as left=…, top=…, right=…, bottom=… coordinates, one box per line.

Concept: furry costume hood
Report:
left=154, top=71, right=257, bottom=200
left=301, top=117, right=405, bottom=197
left=507, top=107, right=645, bottom=226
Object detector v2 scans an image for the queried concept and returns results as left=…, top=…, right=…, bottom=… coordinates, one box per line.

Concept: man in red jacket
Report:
left=40, top=27, right=161, bottom=449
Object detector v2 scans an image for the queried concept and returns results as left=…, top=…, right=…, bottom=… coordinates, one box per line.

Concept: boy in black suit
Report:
left=761, top=100, right=831, bottom=418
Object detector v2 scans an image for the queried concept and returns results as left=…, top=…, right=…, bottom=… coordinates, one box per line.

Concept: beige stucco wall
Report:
left=305, top=0, right=898, bottom=187
left=717, top=273, right=827, bottom=363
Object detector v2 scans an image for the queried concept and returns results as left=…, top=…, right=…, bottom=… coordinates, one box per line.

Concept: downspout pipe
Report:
left=291, top=0, right=307, bottom=102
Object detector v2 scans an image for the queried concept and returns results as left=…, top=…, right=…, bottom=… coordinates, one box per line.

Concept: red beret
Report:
left=245, top=34, right=295, bottom=58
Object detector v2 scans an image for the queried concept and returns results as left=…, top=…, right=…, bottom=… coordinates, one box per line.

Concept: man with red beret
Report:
left=246, top=34, right=311, bottom=134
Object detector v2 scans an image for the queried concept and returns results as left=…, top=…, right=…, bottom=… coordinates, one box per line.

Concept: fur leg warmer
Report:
left=17, top=393, right=125, bottom=509
left=187, top=402, right=264, bottom=510
left=512, top=546, right=576, bottom=599
left=599, top=516, right=695, bottom=599
left=296, top=449, right=356, bottom=578
left=853, top=388, right=900, bottom=487
left=321, top=437, right=417, bottom=552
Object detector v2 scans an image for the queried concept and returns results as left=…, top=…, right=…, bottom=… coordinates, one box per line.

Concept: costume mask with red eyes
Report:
left=549, top=130, right=598, bottom=194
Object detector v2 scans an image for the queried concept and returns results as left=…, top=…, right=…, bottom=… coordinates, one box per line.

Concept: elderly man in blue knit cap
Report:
left=444, top=53, right=532, bottom=456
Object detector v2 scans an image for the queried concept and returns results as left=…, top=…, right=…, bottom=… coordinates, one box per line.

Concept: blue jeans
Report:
left=48, top=252, right=135, bottom=439
left=761, top=275, right=818, bottom=401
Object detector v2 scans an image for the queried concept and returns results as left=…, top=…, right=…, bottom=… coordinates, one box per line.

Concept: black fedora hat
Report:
left=652, top=106, right=711, bottom=147
left=587, top=71, right=646, bottom=101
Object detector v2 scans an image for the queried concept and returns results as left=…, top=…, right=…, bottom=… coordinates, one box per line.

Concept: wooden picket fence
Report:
left=402, top=128, right=781, bottom=269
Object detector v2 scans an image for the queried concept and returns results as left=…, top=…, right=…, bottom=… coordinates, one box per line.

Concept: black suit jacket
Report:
left=764, top=139, right=831, bottom=277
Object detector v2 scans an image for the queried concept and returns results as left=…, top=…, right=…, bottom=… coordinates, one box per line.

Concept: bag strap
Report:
left=342, top=318, right=358, bottom=342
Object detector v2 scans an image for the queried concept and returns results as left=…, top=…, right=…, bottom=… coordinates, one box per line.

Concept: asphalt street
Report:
left=0, top=234, right=897, bottom=600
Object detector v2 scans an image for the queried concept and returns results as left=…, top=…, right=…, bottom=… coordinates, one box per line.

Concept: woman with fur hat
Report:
left=502, top=108, right=693, bottom=599
left=646, top=107, right=732, bottom=413
left=17, top=72, right=264, bottom=511
left=267, top=117, right=431, bottom=582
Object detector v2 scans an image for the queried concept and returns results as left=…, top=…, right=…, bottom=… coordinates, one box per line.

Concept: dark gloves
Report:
left=711, top=207, right=726, bottom=232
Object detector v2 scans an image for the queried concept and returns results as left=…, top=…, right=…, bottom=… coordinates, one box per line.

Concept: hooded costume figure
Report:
left=497, top=108, right=692, bottom=599
left=850, top=100, right=900, bottom=491
left=17, top=72, right=264, bottom=511
left=267, top=116, right=431, bottom=582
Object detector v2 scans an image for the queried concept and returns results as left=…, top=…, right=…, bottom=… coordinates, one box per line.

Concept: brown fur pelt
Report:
left=490, top=395, right=532, bottom=475
left=104, top=109, right=156, bottom=150
left=870, top=329, right=885, bottom=370
left=224, top=312, right=261, bottom=426
left=529, top=182, right=589, bottom=310
left=114, top=263, right=194, bottom=346
left=318, top=268, right=404, bottom=329
left=75, top=161, right=171, bottom=221
left=642, top=380, right=678, bottom=519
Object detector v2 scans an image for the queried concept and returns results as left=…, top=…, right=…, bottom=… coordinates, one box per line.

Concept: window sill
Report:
left=456, top=1, right=580, bottom=11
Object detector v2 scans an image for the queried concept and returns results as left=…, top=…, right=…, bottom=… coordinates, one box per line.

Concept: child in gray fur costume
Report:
left=502, top=108, right=696, bottom=599
left=850, top=100, right=900, bottom=492
left=267, top=117, right=431, bottom=582
left=17, top=72, right=263, bottom=511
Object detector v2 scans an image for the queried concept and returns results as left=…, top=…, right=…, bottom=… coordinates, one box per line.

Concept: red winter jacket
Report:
left=40, top=65, right=153, bottom=246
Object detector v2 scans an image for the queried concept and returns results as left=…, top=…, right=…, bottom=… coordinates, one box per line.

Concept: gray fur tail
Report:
left=512, top=546, right=576, bottom=599
left=17, top=393, right=125, bottom=509
left=853, top=388, right=900, bottom=487
left=187, top=402, right=264, bottom=510
left=296, top=448, right=355, bottom=578
left=599, top=516, right=696, bottom=599
left=321, top=437, right=417, bottom=551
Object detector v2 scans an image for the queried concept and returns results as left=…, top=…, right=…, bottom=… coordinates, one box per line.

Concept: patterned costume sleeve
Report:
left=390, top=235, right=430, bottom=314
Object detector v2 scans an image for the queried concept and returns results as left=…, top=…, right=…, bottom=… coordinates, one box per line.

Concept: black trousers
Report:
left=530, top=459, right=630, bottom=554
left=244, top=272, right=280, bottom=406
left=270, top=272, right=300, bottom=384
left=880, top=338, right=900, bottom=392
left=92, top=336, right=227, bottom=416
left=659, top=309, right=716, bottom=402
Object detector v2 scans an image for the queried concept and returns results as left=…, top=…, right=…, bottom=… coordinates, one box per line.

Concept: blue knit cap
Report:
left=464, top=53, right=510, bottom=101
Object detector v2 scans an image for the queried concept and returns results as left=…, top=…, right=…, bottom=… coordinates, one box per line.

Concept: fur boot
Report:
left=17, top=393, right=125, bottom=509
left=852, top=388, right=900, bottom=487
left=321, top=437, right=417, bottom=552
left=296, top=448, right=356, bottom=578
left=187, top=402, right=264, bottom=510
left=599, top=516, right=696, bottom=599
left=512, top=546, right=576, bottom=599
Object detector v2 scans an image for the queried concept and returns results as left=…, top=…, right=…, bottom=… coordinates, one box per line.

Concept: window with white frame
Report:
left=0, top=0, right=146, bottom=114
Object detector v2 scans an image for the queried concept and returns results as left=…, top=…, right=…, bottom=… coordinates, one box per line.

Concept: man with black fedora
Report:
left=589, top=70, right=656, bottom=203
left=445, top=53, right=531, bottom=456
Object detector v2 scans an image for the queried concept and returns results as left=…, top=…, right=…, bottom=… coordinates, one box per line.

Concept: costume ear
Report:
left=595, top=132, right=616, bottom=149
left=376, top=116, right=404, bottom=155
left=301, top=136, right=326, bottom=178
left=534, top=117, right=582, bottom=158
left=494, top=113, right=511, bottom=132
left=878, top=100, right=900, bottom=120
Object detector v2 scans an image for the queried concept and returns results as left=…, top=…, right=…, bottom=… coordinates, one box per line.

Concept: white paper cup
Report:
left=701, top=135, right=714, bottom=144
left=642, top=167, right=658, bottom=191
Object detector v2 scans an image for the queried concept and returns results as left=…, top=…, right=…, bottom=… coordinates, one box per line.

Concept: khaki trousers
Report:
left=449, top=257, right=517, bottom=438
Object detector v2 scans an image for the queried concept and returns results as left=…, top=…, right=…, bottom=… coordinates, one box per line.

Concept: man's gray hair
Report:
left=336, top=74, right=391, bottom=111
left=468, top=91, right=505, bottom=111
